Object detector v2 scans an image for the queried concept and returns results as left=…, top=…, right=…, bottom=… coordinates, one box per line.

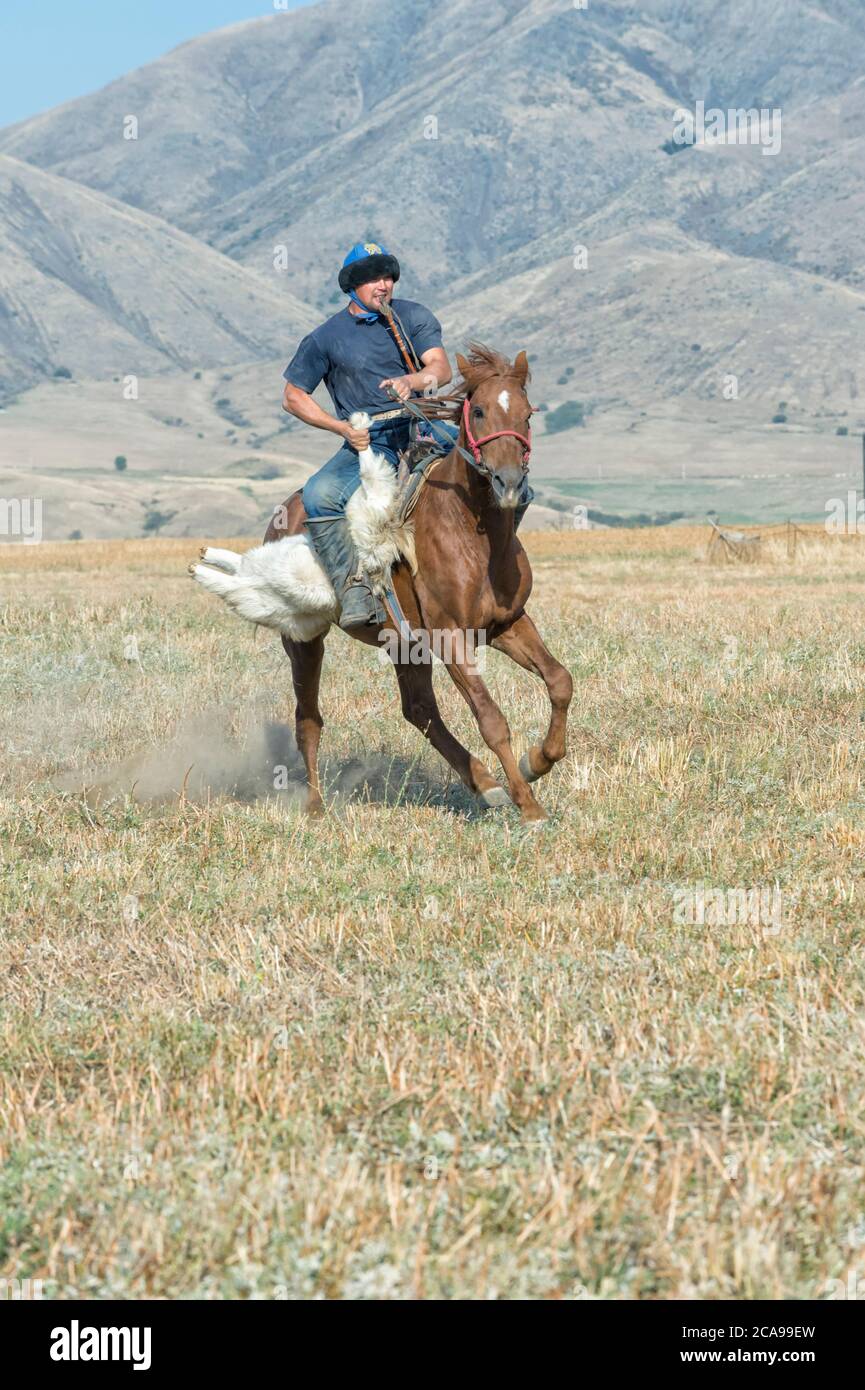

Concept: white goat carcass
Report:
left=190, top=412, right=415, bottom=641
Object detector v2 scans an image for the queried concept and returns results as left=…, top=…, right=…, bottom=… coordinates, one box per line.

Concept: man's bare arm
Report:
left=379, top=347, right=452, bottom=402
left=282, top=382, right=369, bottom=449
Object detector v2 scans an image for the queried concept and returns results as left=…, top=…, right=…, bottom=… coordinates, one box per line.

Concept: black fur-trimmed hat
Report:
left=338, top=241, right=401, bottom=293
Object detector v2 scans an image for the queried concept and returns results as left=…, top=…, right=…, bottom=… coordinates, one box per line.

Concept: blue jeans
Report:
left=302, top=418, right=459, bottom=519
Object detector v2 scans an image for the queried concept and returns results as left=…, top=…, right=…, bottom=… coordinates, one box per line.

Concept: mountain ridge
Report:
left=0, top=153, right=316, bottom=395
left=1, top=0, right=863, bottom=539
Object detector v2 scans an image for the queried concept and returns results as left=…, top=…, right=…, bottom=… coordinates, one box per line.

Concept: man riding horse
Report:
left=194, top=248, right=572, bottom=823
left=281, top=242, right=529, bottom=629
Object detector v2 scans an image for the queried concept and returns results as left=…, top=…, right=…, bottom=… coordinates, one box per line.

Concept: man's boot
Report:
left=306, top=516, right=385, bottom=630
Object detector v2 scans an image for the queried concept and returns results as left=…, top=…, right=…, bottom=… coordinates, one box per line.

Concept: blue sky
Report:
left=0, top=0, right=316, bottom=129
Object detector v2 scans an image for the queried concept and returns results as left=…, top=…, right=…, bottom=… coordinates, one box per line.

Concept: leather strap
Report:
left=379, top=301, right=421, bottom=376
left=369, top=406, right=411, bottom=423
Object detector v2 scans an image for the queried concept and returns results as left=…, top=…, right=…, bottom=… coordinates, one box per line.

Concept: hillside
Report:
left=0, top=155, right=316, bottom=397
left=1, top=0, right=864, bottom=536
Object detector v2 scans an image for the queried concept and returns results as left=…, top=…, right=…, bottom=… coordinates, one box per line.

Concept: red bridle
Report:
left=462, top=395, right=532, bottom=472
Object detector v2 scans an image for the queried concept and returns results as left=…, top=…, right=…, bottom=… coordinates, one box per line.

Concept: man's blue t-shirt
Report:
left=283, top=298, right=443, bottom=420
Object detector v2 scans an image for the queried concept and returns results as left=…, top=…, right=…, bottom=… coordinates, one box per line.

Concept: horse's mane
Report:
left=453, top=342, right=530, bottom=401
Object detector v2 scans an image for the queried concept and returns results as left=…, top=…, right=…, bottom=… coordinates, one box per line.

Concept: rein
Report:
left=376, top=301, right=531, bottom=479
left=386, top=390, right=532, bottom=480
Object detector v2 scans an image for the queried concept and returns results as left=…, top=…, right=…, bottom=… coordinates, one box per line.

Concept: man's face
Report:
left=355, top=276, right=394, bottom=311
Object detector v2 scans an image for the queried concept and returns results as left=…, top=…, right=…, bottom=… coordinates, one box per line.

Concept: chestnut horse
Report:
left=264, top=344, right=573, bottom=825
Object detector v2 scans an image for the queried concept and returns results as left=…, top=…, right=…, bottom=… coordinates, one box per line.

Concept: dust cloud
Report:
left=51, top=706, right=454, bottom=811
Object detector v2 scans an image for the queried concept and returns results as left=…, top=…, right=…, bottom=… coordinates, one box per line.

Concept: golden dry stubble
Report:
left=0, top=526, right=863, bottom=1299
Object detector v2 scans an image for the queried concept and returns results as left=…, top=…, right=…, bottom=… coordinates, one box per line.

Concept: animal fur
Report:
left=190, top=412, right=415, bottom=638
left=345, top=413, right=417, bottom=588
left=190, top=534, right=338, bottom=643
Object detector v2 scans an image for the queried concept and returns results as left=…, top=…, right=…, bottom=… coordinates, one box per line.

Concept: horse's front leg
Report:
left=445, top=654, right=547, bottom=825
left=393, top=658, right=508, bottom=807
left=491, top=611, right=573, bottom=783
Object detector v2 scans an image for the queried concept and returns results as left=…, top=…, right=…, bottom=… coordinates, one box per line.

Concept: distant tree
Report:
left=143, top=509, right=176, bottom=534
left=544, top=400, right=587, bottom=434
left=53, top=366, right=72, bottom=379
left=772, top=413, right=787, bottom=424
left=836, top=426, right=849, bottom=436
left=68, top=530, right=83, bottom=541
left=114, top=455, right=127, bottom=471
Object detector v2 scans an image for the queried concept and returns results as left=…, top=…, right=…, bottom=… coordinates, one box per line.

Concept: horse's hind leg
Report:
left=282, top=632, right=326, bottom=815
left=491, top=612, right=573, bottom=783
left=394, top=659, right=508, bottom=807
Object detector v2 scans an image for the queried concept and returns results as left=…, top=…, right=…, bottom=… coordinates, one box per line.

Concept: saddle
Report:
left=392, top=419, right=453, bottom=525
left=394, top=447, right=448, bottom=526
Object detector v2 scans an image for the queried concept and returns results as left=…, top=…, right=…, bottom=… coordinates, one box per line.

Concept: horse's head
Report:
left=455, top=345, right=534, bottom=510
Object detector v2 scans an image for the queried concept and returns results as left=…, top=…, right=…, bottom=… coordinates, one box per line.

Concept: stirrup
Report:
left=339, top=573, right=386, bottom=629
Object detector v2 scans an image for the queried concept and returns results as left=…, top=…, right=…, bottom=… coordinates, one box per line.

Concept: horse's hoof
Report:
left=187, top=562, right=198, bottom=577
left=519, top=751, right=543, bottom=784
left=199, top=546, right=208, bottom=560
left=479, top=785, right=509, bottom=808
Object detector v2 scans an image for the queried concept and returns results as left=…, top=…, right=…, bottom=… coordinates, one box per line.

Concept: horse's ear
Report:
left=513, top=350, right=530, bottom=386
left=455, top=352, right=470, bottom=381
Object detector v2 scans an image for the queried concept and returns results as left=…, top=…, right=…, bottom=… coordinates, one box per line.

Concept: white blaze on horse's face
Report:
left=469, top=384, right=526, bottom=510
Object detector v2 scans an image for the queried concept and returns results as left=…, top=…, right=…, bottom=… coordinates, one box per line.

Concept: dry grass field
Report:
left=1, top=525, right=864, bottom=1300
